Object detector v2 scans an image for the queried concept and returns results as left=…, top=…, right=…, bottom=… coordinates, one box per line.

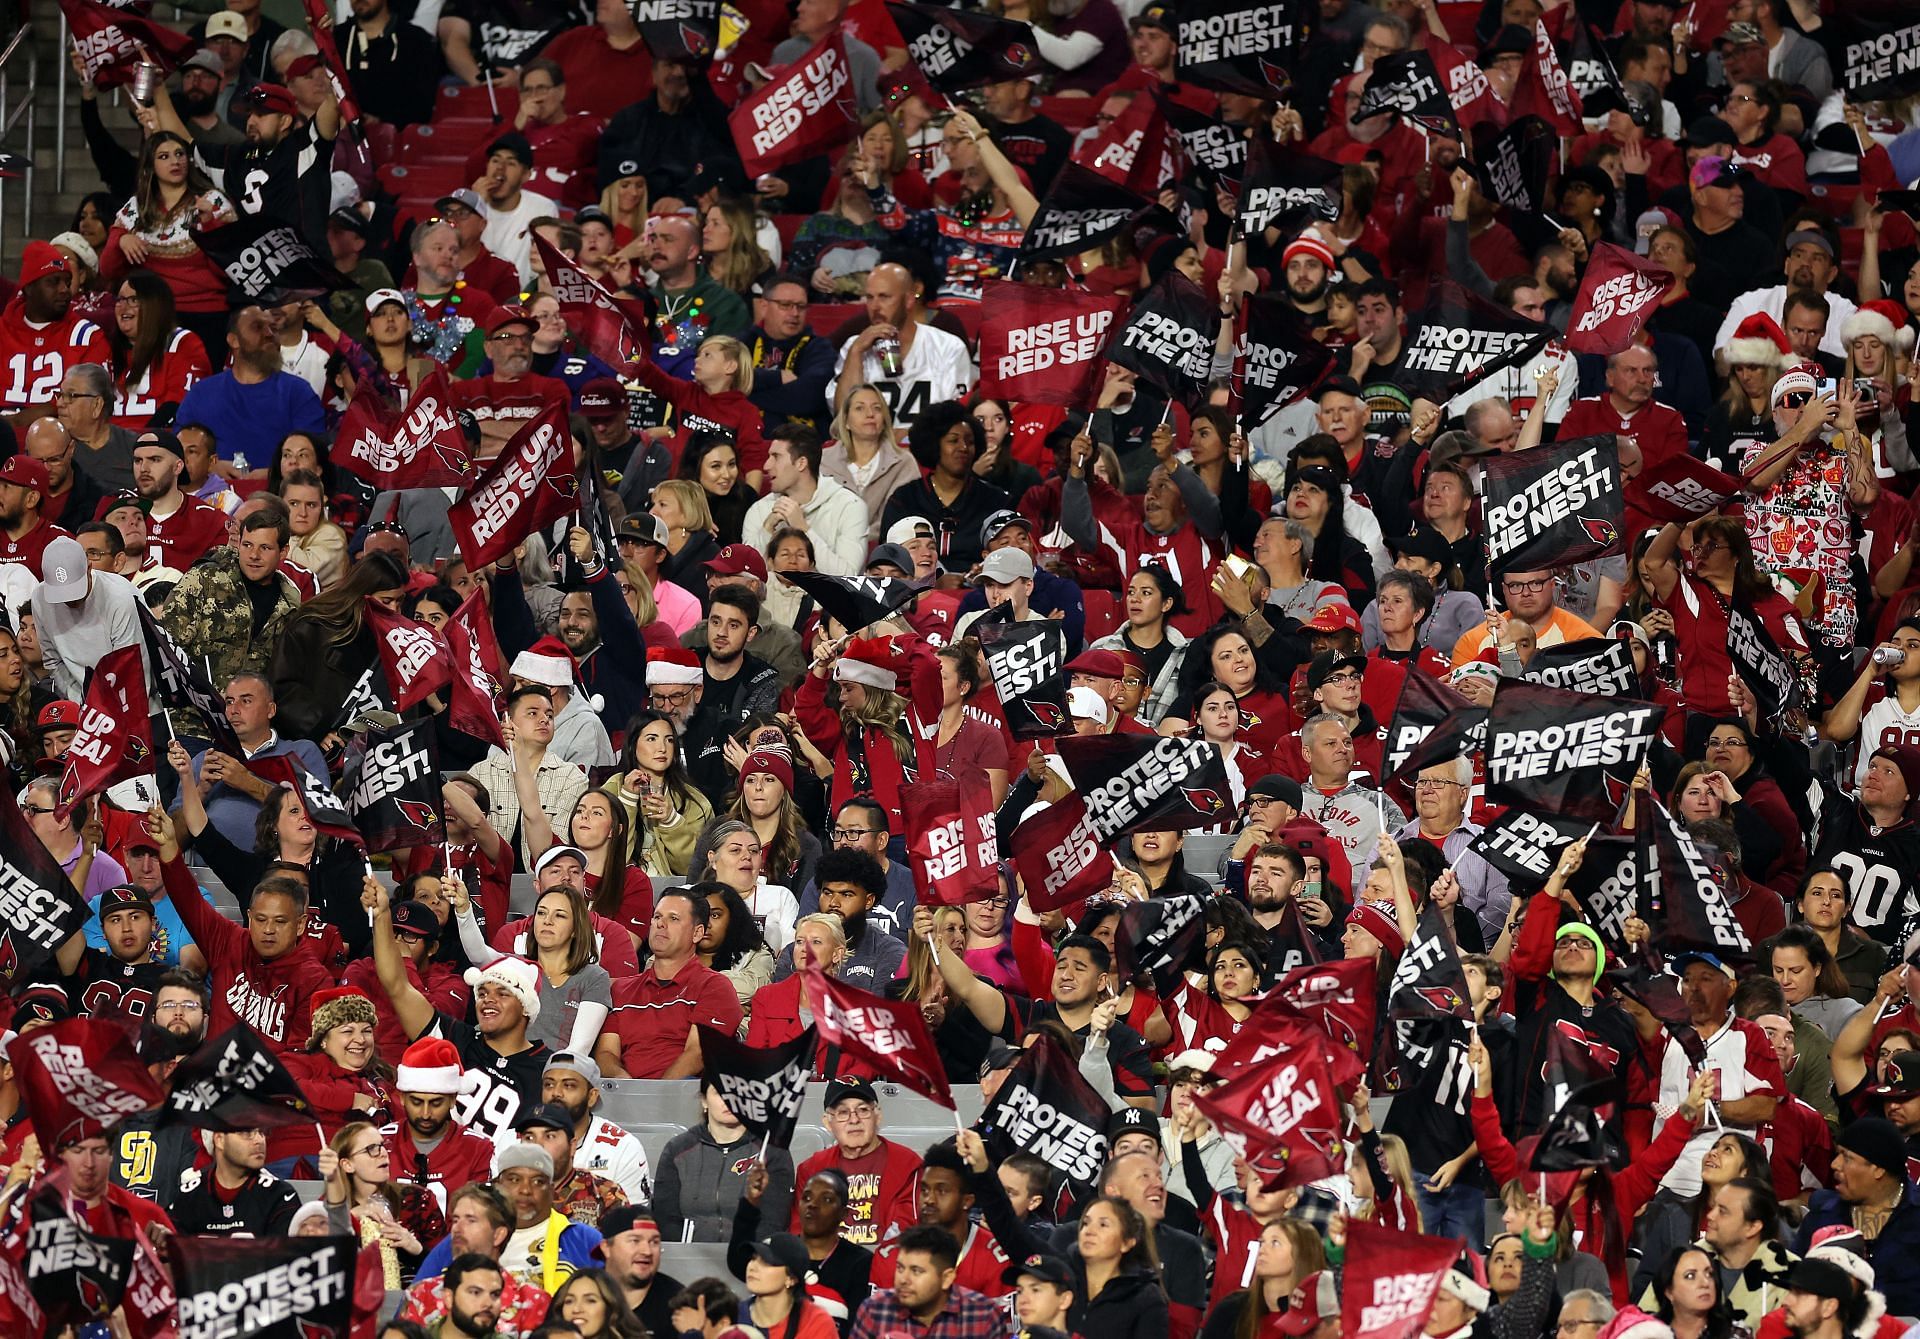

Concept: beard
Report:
left=408, top=1110, right=450, bottom=1140
left=448, top=1302, right=501, bottom=1337
left=707, top=640, right=743, bottom=667
left=840, top=910, right=869, bottom=945
left=177, top=87, right=218, bottom=118
left=1288, top=275, right=1329, bottom=307
left=1248, top=885, right=1290, bottom=911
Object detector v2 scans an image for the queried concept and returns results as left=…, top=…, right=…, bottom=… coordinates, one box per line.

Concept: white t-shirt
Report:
left=1655, top=1014, right=1785, bottom=1196
left=481, top=187, right=560, bottom=285
left=829, top=322, right=975, bottom=434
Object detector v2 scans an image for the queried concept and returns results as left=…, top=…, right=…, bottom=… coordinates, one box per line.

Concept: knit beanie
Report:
left=307, top=986, right=378, bottom=1051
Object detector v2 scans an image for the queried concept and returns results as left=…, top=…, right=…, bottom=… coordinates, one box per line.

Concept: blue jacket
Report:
left=1794, top=1183, right=1920, bottom=1316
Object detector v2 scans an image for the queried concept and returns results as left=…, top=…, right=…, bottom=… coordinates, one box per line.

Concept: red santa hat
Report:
left=833, top=636, right=902, bottom=692
left=1282, top=233, right=1337, bottom=271
left=645, top=646, right=703, bottom=687
left=1842, top=298, right=1916, bottom=357
left=394, top=1036, right=466, bottom=1094
left=510, top=635, right=576, bottom=689
left=1725, top=312, right=1791, bottom=368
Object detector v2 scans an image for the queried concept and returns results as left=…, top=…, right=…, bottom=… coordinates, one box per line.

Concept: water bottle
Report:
left=1872, top=645, right=1906, bottom=668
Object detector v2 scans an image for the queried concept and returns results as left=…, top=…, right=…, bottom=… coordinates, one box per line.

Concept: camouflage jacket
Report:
left=155, top=545, right=301, bottom=693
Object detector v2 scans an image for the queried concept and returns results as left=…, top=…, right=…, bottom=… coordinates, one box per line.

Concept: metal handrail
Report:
left=0, top=24, right=38, bottom=263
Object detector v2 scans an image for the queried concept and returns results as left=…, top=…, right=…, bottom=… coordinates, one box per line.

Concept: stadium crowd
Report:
left=3, top=0, right=1920, bottom=1335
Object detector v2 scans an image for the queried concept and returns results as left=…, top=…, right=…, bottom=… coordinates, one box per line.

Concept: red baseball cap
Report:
left=486, top=306, right=536, bottom=337
left=1301, top=603, right=1362, bottom=635
left=241, top=83, right=299, bottom=117
left=0, top=456, right=50, bottom=494
left=36, top=700, right=80, bottom=732
left=706, top=544, right=768, bottom=581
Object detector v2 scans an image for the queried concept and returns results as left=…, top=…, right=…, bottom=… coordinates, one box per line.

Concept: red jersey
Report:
left=1727, top=134, right=1809, bottom=197
left=1087, top=511, right=1225, bottom=636
left=791, top=1138, right=924, bottom=1248
left=114, top=328, right=212, bottom=429
left=1556, top=395, right=1690, bottom=469
left=144, top=492, right=229, bottom=570
left=0, top=298, right=110, bottom=411
left=0, top=518, right=70, bottom=578
left=605, top=961, right=743, bottom=1079
left=871, top=1222, right=1012, bottom=1297
left=1656, top=572, right=1808, bottom=715
left=629, top=359, right=770, bottom=478
left=1204, top=1197, right=1267, bottom=1311
left=453, top=371, right=571, bottom=454
left=404, top=839, right=516, bottom=939
left=385, top=1120, right=500, bottom=1212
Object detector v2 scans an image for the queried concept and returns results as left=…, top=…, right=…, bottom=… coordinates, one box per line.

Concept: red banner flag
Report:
left=363, top=599, right=453, bottom=710
left=331, top=368, right=475, bottom=489
left=1191, top=1045, right=1346, bottom=1189
left=247, top=754, right=364, bottom=847
left=1625, top=452, right=1744, bottom=526
left=1563, top=243, right=1674, bottom=356
left=975, top=281, right=1129, bottom=408
left=1509, top=16, right=1583, bottom=135
left=60, top=0, right=200, bottom=87
left=903, top=773, right=1001, bottom=906
left=1073, top=87, right=1181, bottom=195
left=55, top=644, right=153, bottom=821
left=727, top=30, right=861, bottom=177
left=297, top=0, right=362, bottom=122
left=447, top=406, right=578, bottom=570
left=443, top=588, right=508, bottom=748
left=1007, top=796, right=1110, bottom=913
left=806, top=970, right=955, bottom=1109
left=1340, top=1219, right=1464, bottom=1339
left=533, top=234, right=649, bottom=369
left=12, top=1018, right=166, bottom=1148
left=1212, top=980, right=1370, bottom=1085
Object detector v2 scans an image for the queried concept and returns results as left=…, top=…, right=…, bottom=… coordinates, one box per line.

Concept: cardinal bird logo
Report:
left=125, top=736, right=152, bottom=766
left=1239, top=708, right=1262, bottom=729
left=1257, top=57, right=1294, bottom=96
left=297, top=1320, right=342, bottom=1339
left=1024, top=701, right=1067, bottom=730
left=1580, top=517, right=1620, bottom=547
left=1602, top=771, right=1632, bottom=810
left=434, top=442, right=476, bottom=479
left=680, top=21, right=713, bottom=54
left=1002, top=43, right=1036, bottom=70
left=1414, top=986, right=1467, bottom=1014
left=1180, top=787, right=1227, bottom=815
left=77, top=1274, right=110, bottom=1316
left=0, top=933, right=17, bottom=980
left=396, top=799, right=440, bottom=831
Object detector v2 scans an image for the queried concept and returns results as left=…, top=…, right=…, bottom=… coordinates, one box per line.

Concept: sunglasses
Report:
left=1779, top=391, right=1813, bottom=408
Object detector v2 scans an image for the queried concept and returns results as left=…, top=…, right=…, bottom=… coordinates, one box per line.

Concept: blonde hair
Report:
left=906, top=907, right=964, bottom=1000
left=830, top=383, right=897, bottom=449
left=619, top=559, right=660, bottom=626
left=598, top=174, right=649, bottom=240
left=654, top=478, right=714, bottom=535
left=703, top=201, right=771, bottom=296
left=795, top=912, right=848, bottom=962
left=700, top=334, right=755, bottom=393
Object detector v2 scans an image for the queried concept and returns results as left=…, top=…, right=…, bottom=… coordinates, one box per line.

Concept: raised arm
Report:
left=362, top=878, right=437, bottom=1042
left=910, top=904, right=1008, bottom=1034
left=947, top=110, right=1039, bottom=225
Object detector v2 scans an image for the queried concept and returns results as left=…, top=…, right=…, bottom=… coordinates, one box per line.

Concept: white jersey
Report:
left=1856, top=686, right=1920, bottom=789
left=577, top=1114, right=653, bottom=1203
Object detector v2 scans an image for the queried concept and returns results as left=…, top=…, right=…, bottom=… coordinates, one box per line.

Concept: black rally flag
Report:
left=1833, top=6, right=1920, bottom=101
left=1521, top=637, right=1636, bottom=697
left=1468, top=808, right=1593, bottom=884
left=630, top=0, right=717, bottom=58
left=1484, top=679, right=1664, bottom=823
left=343, top=717, right=444, bottom=853
left=1233, top=293, right=1337, bottom=426
left=1266, top=898, right=1325, bottom=976
left=1388, top=902, right=1474, bottom=1020
left=1648, top=800, right=1752, bottom=957
left=1564, top=835, right=1641, bottom=958
left=1115, top=893, right=1209, bottom=995
left=978, top=617, right=1072, bottom=739
left=698, top=1025, right=815, bottom=1147
left=1021, top=163, right=1156, bottom=260
left=25, top=1190, right=135, bottom=1331
left=1058, top=733, right=1238, bottom=835
left=140, top=604, right=244, bottom=754
left=156, top=1025, right=313, bottom=1131
left=1160, top=91, right=1249, bottom=194
left=1480, top=434, right=1622, bottom=577
left=779, top=570, right=920, bottom=635
left=247, top=754, right=365, bottom=848
left=1471, top=116, right=1557, bottom=215
left=1105, top=271, right=1221, bottom=409
left=1174, top=0, right=1310, bottom=97
left=1384, top=667, right=1473, bottom=782
left=1355, top=49, right=1460, bottom=136
left=1396, top=278, right=1556, bottom=403
left=1384, top=705, right=1487, bottom=789
left=886, top=1, right=1041, bottom=89
left=194, top=214, right=351, bottom=304
left=1236, top=140, right=1342, bottom=239
left=977, top=1034, right=1111, bottom=1200
left=170, top=1234, right=354, bottom=1338
left=1552, top=12, right=1623, bottom=110
left=1725, top=592, right=1803, bottom=725
left=0, top=783, right=92, bottom=986
left=1531, top=1079, right=1624, bottom=1171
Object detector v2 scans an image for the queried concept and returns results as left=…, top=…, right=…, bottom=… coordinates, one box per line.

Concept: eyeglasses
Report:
left=114, top=293, right=141, bottom=306
left=1690, top=539, right=1725, bottom=554
left=830, top=827, right=875, bottom=841
left=1559, top=1322, right=1604, bottom=1334
left=21, top=805, right=54, bottom=816
left=761, top=297, right=807, bottom=312
left=1706, top=736, right=1750, bottom=750
left=1727, top=92, right=1757, bottom=104
left=1414, top=778, right=1464, bottom=790
left=1322, top=670, right=1362, bottom=686
left=651, top=688, right=695, bottom=708
left=155, top=1000, right=204, bottom=1015
left=349, top=1143, right=388, bottom=1160
left=1502, top=577, right=1551, bottom=593
left=1779, top=391, right=1813, bottom=408
left=828, top=1104, right=877, bottom=1121
left=520, top=82, right=556, bottom=95
left=488, top=331, right=531, bottom=343
left=54, top=390, right=101, bottom=401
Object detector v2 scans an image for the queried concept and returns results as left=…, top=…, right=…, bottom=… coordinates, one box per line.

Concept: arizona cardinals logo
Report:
left=78, top=1274, right=111, bottom=1315
left=1180, top=787, right=1226, bottom=815
left=1414, top=986, right=1465, bottom=1013
left=1256, top=57, right=1294, bottom=95
left=0, top=933, right=17, bottom=980
left=1545, top=1019, right=1621, bottom=1078
left=298, top=1320, right=342, bottom=1339
left=1580, top=517, right=1619, bottom=547
left=679, top=20, right=713, bottom=54
left=434, top=442, right=476, bottom=478
left=1239, top=707, right=1262, bottom=729
left=395, top=799, right=439, bottom=831
left=1024, top=701, right=1067, bottom=729
left=1001, top=42, right=1036, bottom=70
left=125, top=736, right=151, bottom=765
left=1406, top=112, right=1456, bottom=135
left=1602, top=772, right=1632, bottom=810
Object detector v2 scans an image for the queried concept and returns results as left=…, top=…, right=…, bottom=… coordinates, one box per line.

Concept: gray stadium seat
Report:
left=290, top=1179, right=325, bottom=1202
left=509, top=873, right=539, bottom=916
left=661, top=1240, right=735, bottom=1283
left=599, top=1079, right=700, bottom=1131
left=1483, top=1197, right=1506, bottom=1246
left=1181, top=833, right=1236, bottom=886
left=203, top=877, right=243, bottom=922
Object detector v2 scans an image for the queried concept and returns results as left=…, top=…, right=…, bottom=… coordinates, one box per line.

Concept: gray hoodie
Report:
left=653, top=1123, right=797, bottom=1243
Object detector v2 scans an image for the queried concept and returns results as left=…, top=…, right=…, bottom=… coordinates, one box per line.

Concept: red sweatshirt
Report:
left=629, top=357, right=770, bottom=479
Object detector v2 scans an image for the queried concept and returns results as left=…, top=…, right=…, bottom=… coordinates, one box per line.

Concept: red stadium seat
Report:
left=1036, top=95, right=1098, bottom=133
left=1840, top=226, right=1865, bottom=268
left=807, top=301, right=864, bottom=335
left=435, top=82, right=518, bottom=121
left=379, top=162, right=469, bottom=201
left=362, top=120, right=399, bottom=168
left=771, top=214, right=809, bottom=255
left=934, top=301, right=983, bottom=345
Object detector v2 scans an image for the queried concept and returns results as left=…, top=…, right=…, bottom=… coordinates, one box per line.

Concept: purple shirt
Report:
left=60, top=841, right=128, bottom=901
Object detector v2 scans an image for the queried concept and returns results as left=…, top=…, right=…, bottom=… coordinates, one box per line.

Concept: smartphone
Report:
left=1815, top=378, right=1837, bottom=399
left=1223, top=553, right=1257, bottom=581
left=1299, top=879, right=1324, bottom=901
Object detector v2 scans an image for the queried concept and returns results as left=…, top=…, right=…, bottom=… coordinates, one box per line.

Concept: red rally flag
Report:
left=297, top=0, right=362, bottom=122
left=805, top=969, right=955, bottom=1109
left=12, top=1018, right=167, bottom=1149
left=1563, top=243, right=1675, bottom=356
left=1190, top=1044, right=1346, bottom=1190
left=727, top=30, right=861, bottom=178
left=903, top=772, right=1001, bottom=906
left=1073, top=87, right=1180, bottom=195
left=247, top=754, right=365, bottom=847
left=1508, top=16, right=1584, bottom=135
left=448, top=405, right=578, bottom=570
left=363, top=598, right=453, bottom=710
left=976, top=280, right=1130, bottom=408
left=55, top=644, right=153, bottom=821
left=1339, top=1219, right=1466, bottom=1339
left=443, top=588, right=508, bottom=749
left=60, top=0, right=199, bottom=87
left=330, top=368, right=476, bottom=489
left=533, top=233, right=649, bottom=368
